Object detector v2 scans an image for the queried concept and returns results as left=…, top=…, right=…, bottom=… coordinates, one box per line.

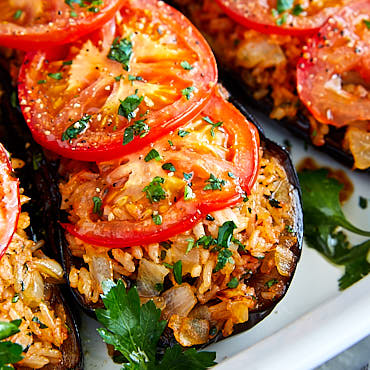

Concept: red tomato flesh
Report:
left=297, top=0, right=370, bottom=127
left=215, top=0, right=352, bottom=36
left=18, top=0, right=217, bottom=162
left=60, top=92, right=260, bottom=248
left=0, top=143, right=20, bottom=260
left=0, top=0, right=124, bottom=50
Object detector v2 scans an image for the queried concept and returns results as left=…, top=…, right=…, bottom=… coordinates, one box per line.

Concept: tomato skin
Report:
left=215, top=0, right=350, bottom=36
left=60, top=93, right=260, bottom=248
left=297, top=1, right=370, bottom=127
left=0, top=143, right=20, bottom=260
left=0, top=0, right=124, bottom=50
left=18, top=0, right=217, bottom=162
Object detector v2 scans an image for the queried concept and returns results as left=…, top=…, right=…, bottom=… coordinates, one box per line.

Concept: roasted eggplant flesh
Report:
left=0, top=62, right=302, bottom=348
left=0, top=68, right=83, bottom=370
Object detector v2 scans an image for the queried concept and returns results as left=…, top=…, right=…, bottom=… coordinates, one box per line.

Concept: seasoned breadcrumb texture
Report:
left=66, top=148, right=298, bottom=344
left=0, top=202, right=67, bottom=368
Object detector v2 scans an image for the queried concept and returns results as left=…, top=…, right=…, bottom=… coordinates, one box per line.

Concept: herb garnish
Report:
left=0, top=320, right=23, bottom=368
left=359, top=196, right=368, bottom=209
left=95, top=281, right=216, bottom=369
left=108, top=37, right=133, bottom=71
left=61, top=114, right=91, bottom=141
left=292, top=4, right=304, bottom=15
left=184, top=184, right=195, bottom=200
left=143, top=177, right=166, bottom=203
left=144, top=148, right=162, bottom=162
left=180, top=61, right=194, bottom=70
left=173, top=260, right=183, bottom=284
left=32, top=317, right=48, bottom=329
left=265, top=279, right=278, bottom=288
left=118, top=92, right=143, bottom=121
left=299, top=169, right=370, bottom=289
left=48, top=72, right=62, bottom=80
left=92, top=196, right=103, bottom=216
left=13, top=10, right=23, bottom=19
left=122, top=119, right=150, bottom=145
left=178, top=129, right=190, bottom=137
left=181, top=86, right=195, bottom=100
left=162, top=163, right=176, bottom=172
left=227, top=277, right=239, bottom=289
left=276, top=0, right=293, bottom=13
left=363, top=19, right=370, bottom=29
left=204, top=174, right=226, bottom=191
left=202, top=116, right=223, bottom=137
left=152, top=214, right=162, bottom=225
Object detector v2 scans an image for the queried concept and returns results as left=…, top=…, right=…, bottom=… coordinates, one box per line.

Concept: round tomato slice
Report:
left=18, top=0, right=217, bottom=162
left=297, top=1, right=370, bottom=127
left=0, top=0, right=123, bottom=50
left=0, top=143, right=20, bottom=260
left=60, top=92, right=260, bottom=248
left=215, top=0, right=351, bottom=36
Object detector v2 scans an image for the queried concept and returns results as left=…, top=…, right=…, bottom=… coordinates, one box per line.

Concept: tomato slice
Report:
left=297, top=1, right=370, bottom=127
left=18, top=0, right=217, bottom=162
left=60, top=92, right=260, bottom=248
left=215, top=0, right=351, bottom=36
left=0, top=0, right=123, bottom=50
left=0, top=143, right=20, bottom=260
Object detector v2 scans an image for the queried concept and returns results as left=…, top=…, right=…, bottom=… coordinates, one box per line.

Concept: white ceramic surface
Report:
left=79, top=111, right=370, bottom=370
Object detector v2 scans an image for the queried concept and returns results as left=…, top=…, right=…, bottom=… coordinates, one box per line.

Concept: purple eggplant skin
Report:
left=0, top=67, right=84, bottom=370
left=0, top=62, right=303, bottom=345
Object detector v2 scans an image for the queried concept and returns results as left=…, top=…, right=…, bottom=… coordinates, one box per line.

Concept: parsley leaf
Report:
left=13, top=10, right=23, bottom=19
left=181, top=86, right=195, bottom=100
left=214, top=249, right=233, bottom=273
left=299, top=169, right=370, bottom=290
left=227, top=277, right=239, bottom=289
left=363, top=19, right=370, bottom=30
left=184, top=184, right=195, bottom=200
left=162, top=163, right=176, bottom=172
left=180, top=61, right=193, bottom=70
left=61, top=114, right=91, bottom=141
left=96, top=281, right=216, bottom=369
left=202, top=116, right=223, bottom=137
left=0, top=320, right=23, bottom=367
left=292, top=4, right=304, bottom=15
left=108, top=37, right=133, bottom=71
left=143, top=177, right=166, bottom=203
left=152, top=214, right=162, bottom=225
left=122, top=119, right=150, bottom=145
left=173, top=260, right=183, bottom=284
left=204, top=174, right=226, bottom=191
left=265, top=279, right=278, bottom=288
left=217, top=221, right=237, bottom=248
left=277, top=0, right=293, bottom=13
left=178, top=130, right=190, bottom=137
left=92, top=196, right=103, bottom=216
left=48, top=72, right=63, bottom=80
left=144, top=149, right=162, bottom=162
left=118, top=93, right=143, bottom=121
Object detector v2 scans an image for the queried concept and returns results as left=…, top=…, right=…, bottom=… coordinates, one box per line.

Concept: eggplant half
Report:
left=167, top=0, right=369, bottom=173
left=0, top=66, right=303, bottom=348
left=0, top=67, right=83, bottom=370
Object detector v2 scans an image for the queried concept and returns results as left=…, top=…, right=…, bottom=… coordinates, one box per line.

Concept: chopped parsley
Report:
left=152, top=214, right=162, bottom=225
left=228, top=172, right=237, bottom=179
left=32, top=317, right=48, bottom=329
left=128, top=74, right=143, bottom=82
left=184, top=184, right=195, bottom=200
left=92, top=196, right=103, bottom=216
left=173, top=260, right=183, bottom=284
left=47, top=72, right=62, bottom=80
left=13, top=10, right=23, bottom=20
left=185, top=238, right=195, bottom=254
left=276, top=0, right=293, bottom=14
left=292, top=4, right=304, bottom=15
left=196, top=235, right=215, bottom=249
left=118, top=92, right=143, bottom=121
left=181, top=86, right=195, bottom=100
left=122, top=119, right=150, bottom=145
left=168, top=139, right=174, bottom=147
left=143, top=177, right=166, bottom=203
left=107, top=37, right=133, bottom=71
left=268, top=197, right=282, bottom=208
left=214, top=249, right=233, bottom=273
left=95, top=281, right=216, bottom=369
left=359, top=196, right=368, bottom=209
left=11, top=294, right=19, bottom=303
left=265, top=279, right=279, bottom=288
left=276, top=13, right=288, bottom=25
left=183, top=172, right=193, bottom=181
left=62, top=60, right=73, bottom=66
left=144, top=148, right=162, bottom=162
left=227, top=277, right=239, bottom=289
left=363, top=19, right=370, bottom=29
left=37, top=79, right=46, bottom=84
left=162, top=163, right=176, bottom=172
left=32, top=152, right=43, bottom=171
left=206, top=214, right=215, bottom=221
left=285, top=225, right=294, bottom=233
left=202, top=116, right=223, bottom=137
left=178, top=129, right=190, bottom=137
left=204, top=173, right=226, bottom=191
left=61, top=114, right=91, bottom=141
left=180, top=61, right=194, bottom=70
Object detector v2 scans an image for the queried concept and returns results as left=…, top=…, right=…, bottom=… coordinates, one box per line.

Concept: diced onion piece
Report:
left=22, top=270, right=44, bottom=308
left=90, top=255, right=113, bottom=288
left=137, top=258, right=169, bottom=297
left=169, top=314, right=210, bottom=346
left=161, top=283, right=197, bottom=319
left=275, top=246, right=294, bottom=276
left=33, top=258, right=64, bottom=280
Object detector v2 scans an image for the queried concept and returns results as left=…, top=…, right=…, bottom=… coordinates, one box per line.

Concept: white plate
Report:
left=79, top=111, right=370, bottom=369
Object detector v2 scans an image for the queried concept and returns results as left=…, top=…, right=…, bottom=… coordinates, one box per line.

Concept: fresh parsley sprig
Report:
left=299, top=169, right=370, bottom=289
left=96, top=280, right=216, bottom=370
left=0, top=320, right=24, bottom=368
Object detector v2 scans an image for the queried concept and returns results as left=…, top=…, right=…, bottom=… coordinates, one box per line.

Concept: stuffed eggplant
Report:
left=0, top=70, right=83, bottom=370
left=168, top=0, right=370, bottom=172
left=6, top=0, right=302, bottom=355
